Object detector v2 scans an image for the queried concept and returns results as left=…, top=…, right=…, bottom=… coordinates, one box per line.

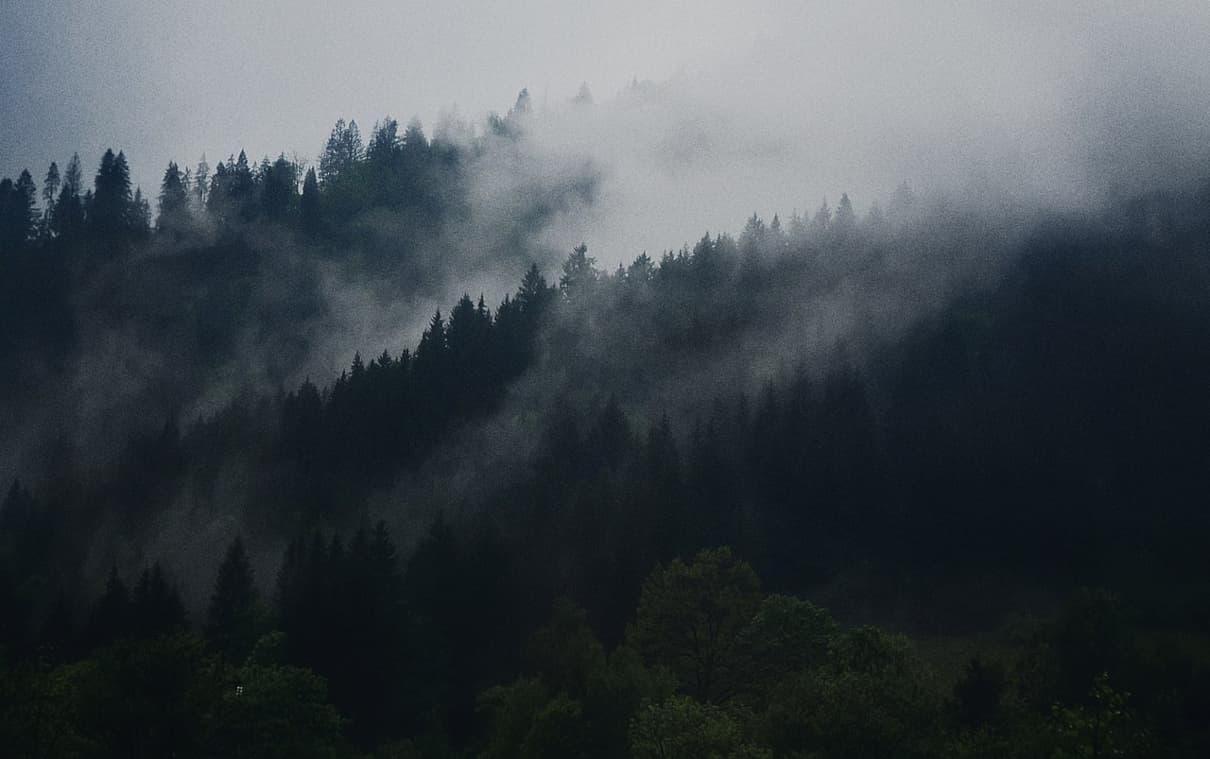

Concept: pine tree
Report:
left=87, top=565, right=131, bottom=647
left=206, top=536, right=260, bottom=662
left=415, top=309, right=448, bottom=375
left=91, top=148, right=133, bottom=239
left=300, top=166, right=321, bottom=234
left=833, top=192, right=856, bottom=240
left=261, top=154, right=297, bottom=221
left=560, top=243, right=597, bottom=297
left=131, top=562, right=186, bottom=636
left=193, top=154, right=210, bottom=206
left=402, top=118, right=428, bottom=152
left=1, top=180, right=22, bottom=251
left=129, top=186, right=152, bottom=235
left=511, top=87, right=533, bottom=118
left=367, top=117, right=399, bottom=161
left=51, top=154, right=85, bottom=239
left=0, top=171, right=37, bottom=250
left=809, top=197, right=832, bottom=241
left=229, top=150, right=256, bottom=216
left=319, top=118, right=364, bottom=184
left=41, top=161, right=60, bottom=232
left=157, top=161, right=189, bottom=231
left=207, top=160, right=228, bottom=214
left=16, top=170, right=36, bottom=243
left=518, top=263, right=551, bottom=315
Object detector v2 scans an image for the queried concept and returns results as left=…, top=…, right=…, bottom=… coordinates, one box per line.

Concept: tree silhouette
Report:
left=206, top=537, right=260, bottom=663
left=50, top=152, right=85, bottom=239
left=87, top=565, right=131, bottom=647
left=300, top=166, right=321, bottom=234
left=41, top=161, right=59, bottom=232
left=157, top=161, right=189, bottom=232
left=132, top=562, right=186, bottom=636
left=90, top=149, right=134, bottom=240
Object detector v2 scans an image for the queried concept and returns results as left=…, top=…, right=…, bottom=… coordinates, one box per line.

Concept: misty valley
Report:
left=4, top=31, right=1210, bottom=759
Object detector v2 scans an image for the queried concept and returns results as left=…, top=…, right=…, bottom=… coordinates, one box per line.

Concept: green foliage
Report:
left=478, top=678, right=575, bottom=759
left=745, top=594, right=838, bottom=679
left=581, top=645, right=677, bottom=756
left=954, top=654, right=1007, bottom=727
left=629, top=695, right=769, bottom=759
left=628, top=547, right=762, bottom=703
left=1046, top=672, right=1147, bottom=758
left=759, top=626, right=943, bottom=759
left=206, top=536, right=263, bottom=663
left=68, top=633, right=219, bottom=758
left=0, top=658, right=92, bottom=758
left=208, top=660, right=351, bottom=759
left=528, top=598, right=606, bottom=697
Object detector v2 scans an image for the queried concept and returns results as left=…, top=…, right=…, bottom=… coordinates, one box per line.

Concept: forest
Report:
left=2, top=92, right=1210, bottom=757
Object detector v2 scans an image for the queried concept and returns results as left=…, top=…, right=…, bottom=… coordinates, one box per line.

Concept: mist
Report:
left=3, top=3, right=1210, bottom=754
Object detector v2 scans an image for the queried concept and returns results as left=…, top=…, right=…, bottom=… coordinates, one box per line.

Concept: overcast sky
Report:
left=4, top=1, right=1210, bottom=255
left=0, top=0, right=774, bottom=190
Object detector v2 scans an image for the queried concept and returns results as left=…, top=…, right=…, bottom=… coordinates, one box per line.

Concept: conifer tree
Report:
left=132, top=562, right=186, bottom=636
left=193, top=154, right=210, bottom=206
left=261, top=154, right=297, bottom=220
left=157, top=161, right=189, bottom=230
left=300, top=166, right=321, bottom=234
left=207, top=536, right=260, bottom=662
left=41, top=161, right=60, bottom=231
left=91, top=148, right=133, bottom=239
left=833, top=192, right=856, bottom=240
left=51, top=153, right=85, bottom=239
left=87, top=565, right=130, bottom=647
left=367, top=117, right=399, bottom=161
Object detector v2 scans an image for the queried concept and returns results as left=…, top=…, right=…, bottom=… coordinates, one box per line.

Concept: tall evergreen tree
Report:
left=0, top=170, right=37, bottom=250
left=91, top=148, right=133, bottom=239
left=261, top=154, right=297, bottom=221
left=319, top=118, right=364, bottom=184
left=367, top=117, right=400, bottom=162
left=193, top=154, right=210, bottom=206
left=51, top=153, right=86, bottom=239
left=129, top=187, right=152, bottom=236
left=403, top=118, right=428, bottom=152
left=833, top=192, right=856, bottom=240
left=41, top=161, right=60, bottom=232
left=131, top=562, right=186, bottom=636
left=300, top=166, right=321, bottom=234
left=206, top=536, right=260, bottom=663
left=560, top=243, right=597, bottom=297
left=414, top=309, right=448, bottom=378
left=157, top=161, right=189, bottom=231
left=87, top=565, right=131, bottom=647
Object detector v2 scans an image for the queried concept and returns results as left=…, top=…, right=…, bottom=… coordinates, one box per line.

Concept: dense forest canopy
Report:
left=2, top=63, right=1210, bottom=757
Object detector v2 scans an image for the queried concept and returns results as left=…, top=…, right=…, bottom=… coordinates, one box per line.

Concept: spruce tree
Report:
left=87, top=565, right=131, bottom=647
left=206, top=536, right=260, bottom=662
left=91, top=148, right=133, bottom=239
left=41, top=161, right=60, bottom=231
left=300, top=166, right=321, bottom=234
left=157, top=161, right=189, bottom=229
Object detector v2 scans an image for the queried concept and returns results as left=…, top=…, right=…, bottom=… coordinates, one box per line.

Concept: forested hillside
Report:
left=2, top=96, right=1210, bottom=757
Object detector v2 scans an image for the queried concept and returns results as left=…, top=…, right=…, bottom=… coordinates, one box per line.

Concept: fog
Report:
left=7, top=0, right=1210, bottom=598
left=508, top=0, right=1210, bottom=266
left=0, top=0, right=767, bottom=192
left=3, top=0, right=1208, bottom=473
left=5, top=2, right=1209, bottom=264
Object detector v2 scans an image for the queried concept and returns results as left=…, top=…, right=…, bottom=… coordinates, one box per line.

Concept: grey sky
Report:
left=3, top=0, right=1210, bottom=259
left=0, top=0, right=769, bottom=191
